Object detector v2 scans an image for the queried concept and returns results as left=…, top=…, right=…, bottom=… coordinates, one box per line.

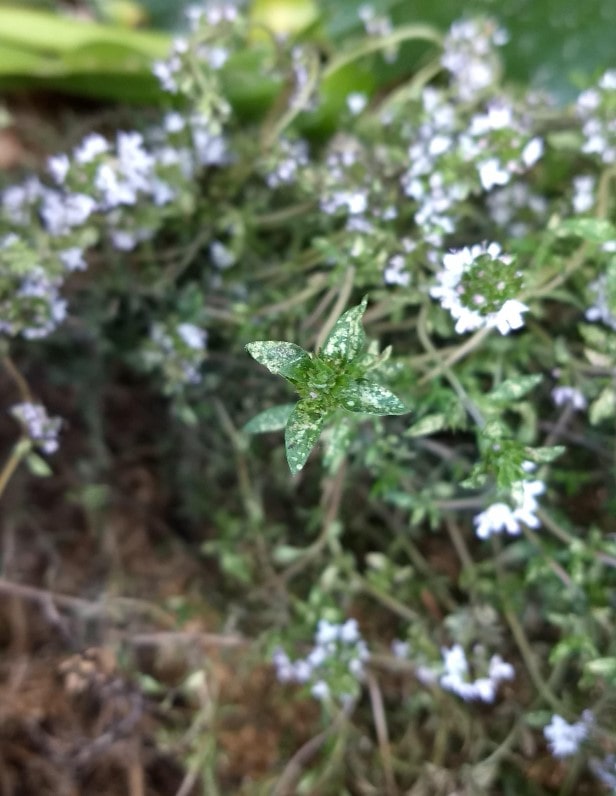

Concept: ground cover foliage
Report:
left=1, top=2, right=616, bottom=794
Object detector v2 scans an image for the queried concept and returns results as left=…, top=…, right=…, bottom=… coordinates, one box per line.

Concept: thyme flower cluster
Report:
left=430, top=242, right=528, bottom=335
left=273, top=618, right=369, bottom=704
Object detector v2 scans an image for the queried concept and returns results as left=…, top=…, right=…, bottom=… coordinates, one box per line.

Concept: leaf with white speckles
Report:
left=284, top=401, right=325, bottom=475
left=244, top=403, right=296, bottom=434
left=321, top=296, right=368, bottom=363
left=339, top=380, right=408, bottom=415
left=245, top=341, right=310, bottom=380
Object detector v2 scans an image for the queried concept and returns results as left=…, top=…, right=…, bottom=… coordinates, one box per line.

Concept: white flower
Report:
left=177, top=323, right=207, bottom=350
left=586, top=275, right=616, bottom=330
left=384, top=255, right=410, bottom=286
left=474, top=480, right=545, bottom=540
left=599, top=69, right=616, bottom=90
left=163, top=112, right=185, bottom=133
left=307, top=646, right=328, bottom=668
left=74, top=133, right=109, bottom=164
left=391, top=639, right=410, bottom=658
left=474, top=503, right=521, bottom=539
left=210, top=241, right=235, bottom=269
left=441, top=19, right=505, bottom=101
left=191, top=127, right=227, bottom=166
left=521, top=137, right=544, bottom=168
left=11, top=402, right=62, bottom=454
left=346, top=92, right=367, bottom=115
left=315, top=619, right=340, bottom=646
left=487, top=299, right=529, bottom=335
left=110, top=230, right=140, bottom=251
left=47, top=154, right=70, bottom=184
left=153, top=58, right=180, bottom=92
left=339, top=619, right=360, bottom=644
left=95, top=163, right=137, bottom=207
left=439, top=644, right=514, bottom=703
left=272, top=647, right=295, bottom=682
left=488, top=655, right=515, bottom=682
left=590, top=755, right=616, bottom=789
left=544, top=714, right=589, bottom=758
left=322, top=190, right=368, bottom=216
left=442, top=644, right=468, bottom=679
left=470, top=104, right=513, bottom=135
left=428, top=135, right=452, bottom=156
left=572, top=175, right=596, bottom=213
left=59, top=247, right=87, bottom=272
left=551, top=386, right=587, bottom=411
left=41, top=192, right=97, bottom=235
left=292, top=660, right=313, bottom=683
left=431, top=242, right=527, bottom=336
left=478, top=158, right=511, bottom=190
left=311, top=680, right=330, bottom=700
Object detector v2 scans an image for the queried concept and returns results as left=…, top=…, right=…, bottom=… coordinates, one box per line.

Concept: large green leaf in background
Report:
left=0, top=6, right=169, bottom=102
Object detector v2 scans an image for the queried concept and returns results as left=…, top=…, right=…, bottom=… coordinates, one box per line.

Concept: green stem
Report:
left=254, top=201, right=317, bottom=228
left=416, top=305, right=485, bottom=427
left=504, top=607, right=564, bottom=713
left=323, top=24, right=442, bottom=80
left=419, top=325, right=492, bottom=384
left=0, top=439, right=29, bottom=501
left=314, top=266, right=356, bottom=352
left=261, top=47, right=320, bottom=147
left=256, top=273, right=329, bottom=317
left=381, top=57, right=444, bottom=108
left=355, top=575, right=420, bottom=623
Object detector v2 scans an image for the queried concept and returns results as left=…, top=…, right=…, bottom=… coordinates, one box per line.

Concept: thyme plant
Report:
left=1, top=3, right=615, bottom=792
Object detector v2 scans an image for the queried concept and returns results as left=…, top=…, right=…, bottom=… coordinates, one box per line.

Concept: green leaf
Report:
left=272, top=544, right=306, bottom=565
left=338, top=379, right=408, bottom=415
left=0, top=8, right=168, bottom=57
left=480, top=419, right=510, bottom=441
left=524, top=445, right=566, bottom=464
left=584, top=657, right=616, bottom=678
left=321, top=295, right=367, bottom=362
left=555, top=217, right=616, bottom=244
left=244, top=403, right=296, bottom=434
left=490, top=374, right=543, bottom=403
left=25, top=452, right=52, bottom=478
left=405, top=413, right=448, bottom=437
left=245, top=341, right=311, bottom=380
left=284, top=401, right=325, bottom=474
left=0, top=42, right=56, bottom=76
left=589, top=386, right=616, bottom=425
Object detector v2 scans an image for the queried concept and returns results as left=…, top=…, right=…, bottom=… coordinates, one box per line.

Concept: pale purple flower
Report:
left=552, top=386, right=587, bottom=411
left=59, top=247, right=87, bottom=272
left=74, top=133, right=109, bottom=164
left=47, top=154, right=70, bottom=184
left=544, top=714, right=590, bottom=758
left=11, top=402, right=62, bottom=454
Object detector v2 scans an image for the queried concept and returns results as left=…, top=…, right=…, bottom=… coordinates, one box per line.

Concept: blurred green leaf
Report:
left=244, top=403, right=296, bottom=434
left=0, top=7, right=168, bottom=55
left=490, top=374, right=543, bottom=403
left=0, top=6, right=168, bottom=101
left=285, top=400, right=325, bottom=474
